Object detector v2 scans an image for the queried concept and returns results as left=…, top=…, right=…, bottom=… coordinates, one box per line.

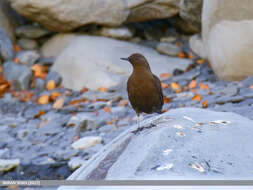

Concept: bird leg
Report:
left=137, top=112, right=140, bottom=129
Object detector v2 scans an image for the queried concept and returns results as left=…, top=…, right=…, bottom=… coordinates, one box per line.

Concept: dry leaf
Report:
left=196, top=59, right=205, bottom=65
left=80, top=86, right=89, bottom=93
left=37, top=119, right=47, bottom=128
left=163, top=97, right=171, bottom=103
left=46, top=80, right=56, bottom=90
left=161, top=82, right=169, bottom=89
left=11, top=90, right=34, bottom=102
left=38, top=94, right=50, bottom=104
left=106, top=120, right=114, bottom=125
left=189, top=80, right=197, bottom=89
left=192, top=94, right=202, bottom=101
left=98, top=87, right=107, bottom=92
left=160, top=73, right=171, bottom=79
left=13, top=44, right=21, bottom=52
left=31, top=64, right=47, bottom=79
left=34, top=110, right=46, bottom=118
left=162, top=109, right=168, bottom=113
left=13, top=57, right=19, bottom=63
left=187, top=52, right=194, bottom=59
left=177, top=52, right=186, bottom=58
left=118, top=99, right=128, bottom=107
left=200, top=83, right=210, bottom=90
left=68, top=98, right=87, bottom=105
left=53, top=98, right=64, bottom=109
left=176, top=132, right=185, bottom=137
left=170, top=82, right=182, bottom=93
left=72, top=135, right=80, bottom=142
left=50, top=91, right=62, bottom=101
left=202, top=100, right=208, bottom=108
left=104, top=106, right=111, bottom=113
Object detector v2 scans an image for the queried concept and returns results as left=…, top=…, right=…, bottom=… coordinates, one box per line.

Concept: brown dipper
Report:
left=121, top=53, right=164, bottom=128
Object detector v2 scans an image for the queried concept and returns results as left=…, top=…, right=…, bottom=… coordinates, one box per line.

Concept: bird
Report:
left=121, top=53, right=164, bottom=129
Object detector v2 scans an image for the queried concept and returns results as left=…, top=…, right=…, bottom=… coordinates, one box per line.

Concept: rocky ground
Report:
left=0, top=18, right=253, bottom=190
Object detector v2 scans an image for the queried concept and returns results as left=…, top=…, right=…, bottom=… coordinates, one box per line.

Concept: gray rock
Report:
left=17, top=38, right=39, bottom=50
left=63, top=108, right=253, bottom=180
left=216, top=95, right=244, bottom=105
left=3, top=61, right=32, bottom=90
left=68, top=157, right=87, bottom=170
left=0, top=159, right=20, bottom=172
left=0, top=148, right=9, bottom=158
left=0, top=29, right=14, bottom=61
left=156, top=42, right=181, bottom=56
left=68, top=113, right=98, bottom=131
left=16, top=129, right=29, bottom=140
left=16, top=25, right=51, bottom=39
left=46, top=71, right=62, bottom=86
left=99, top=27, right=133, bottom=40
left=16, top=50, right=40, bottom=66
left=71, top=136, right=102, bottom=150
left=35, top=78, right=45, bottom=90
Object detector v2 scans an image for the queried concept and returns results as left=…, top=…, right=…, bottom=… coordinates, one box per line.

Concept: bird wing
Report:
left=152, top=74, right=164, bottom=109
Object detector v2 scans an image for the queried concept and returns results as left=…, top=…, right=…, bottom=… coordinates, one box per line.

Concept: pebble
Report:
left=17, top=129, right=29, bottom=140
left=16, top=25, right=51, bottom=39
left=35, top=78, right=46, bottom=91
left=71, top=136, right=102, bottom=150
left=0, top=159, right=20, bottom=172
left=16, top=50, right=40, bottom=66
left=68, top=113, right=98, bottom=131
left=3, top=61, right=32, bottom=90
left=17, top=38, right=39, bottom=50
left=68, top=157, right=87, bottom=170
left=0, top=29, right=14, bottom=61
left=99, top=27, right=133, bottom=40
left=46, top=71, right=62, bottom=86
left=156, top=42, right=181, bottom=56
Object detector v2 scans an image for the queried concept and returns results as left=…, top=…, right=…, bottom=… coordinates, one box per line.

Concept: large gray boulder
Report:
left=190, top=0, right=253, bottom=81
left=0, top=0, right=17, bottom=41
left=50, top=34, right=192, bottom=90
left=58, top=108, right=253, bottom=185
left=9, top=0, right=180, bottom=32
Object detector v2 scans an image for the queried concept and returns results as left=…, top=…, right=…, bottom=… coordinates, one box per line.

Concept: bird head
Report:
left=121, top=53, right=151, bottom=70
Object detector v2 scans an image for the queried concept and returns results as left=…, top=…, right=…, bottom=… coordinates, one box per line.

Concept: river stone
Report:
left=0, top=158, right=20, bottom=172
left=17, top=38, right=38, bottom=50
left=15, top=25, right=51, bottom=39
left=71, top=136, right=102, bottom=150
left=3, top=61, right=32, bottom=90
left=16, top=50, right=40, bottom=66
left=51, top=35, right=192, bottom=90
left=9, top=0, right=129, bottom=32
left=62, top=108, right=253, bottom=181
left=0, top=29, right=14, bottom=61
left=99, top=27, right=133, bottom=40
left=156, top=42, right=181, bottom=56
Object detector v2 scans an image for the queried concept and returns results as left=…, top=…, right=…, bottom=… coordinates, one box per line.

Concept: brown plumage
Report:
left=121, top=53, right=164, bottom=127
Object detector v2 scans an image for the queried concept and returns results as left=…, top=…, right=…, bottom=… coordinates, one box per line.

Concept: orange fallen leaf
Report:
left=13, top=44, right=21, bottom=52
left=65, top=90, right=71, bottom=96
left=31, top=64, right=47, bottom=79
left=163, top=97, right=171, bottom=103
left=98, top=87, right=107, bottom=92
left=160, top=73, right=171, bottom=79
left=80, top=86, right=89, bottom=93
left=46, top=80, right=56, bottom=90
left=11, top=90, right=34, bottom=102
left=177, top=52, right=186, bottom=58
left=0, top=83, right=9, bottom=92
left=184, top=86, right=189, bottom=91
left=250, top=85, right=253, bottom=89
left=200, top=83, right=210, bottom=90
left=13, top=57, right=19, bottom=63
left=34, top=110, right=46, bottom=118
left=189, top=80, right=197, bottom=89
left=196, top=59, right=205, bottom=65
left=104, top=106, right=111, bottom=113
left=187, top=52, right=194, bottom=59
left=175, top=42, right=182, bottom=48
left=161, top=82, right=169, bottom=89
left=38, top=94, right=50, bottom=104
left=50, top=91, right=62, bottom=101
left=162, top=109, right=168, bottom=113
left=192, top=94, right=202, bottom=101
left=118, top=99, right=128, bottom=107
left=202, top=100, right=208, bottom=108
left=106, top=120, right=114, bottom=125
left=170, top=82, right=182, bottom=93
left=53, top=98, right=64, bottom=109
left=72, top=135, right=80, bottom=142
left=209, top=91, right=214, bottom=95
left=68, top=98, right=87, bottom=105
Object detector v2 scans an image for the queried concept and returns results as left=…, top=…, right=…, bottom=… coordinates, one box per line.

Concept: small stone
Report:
left=0, top=159, right=20, bottom=172
left=0, top=29, right=14, bottom=61
left=68, top=113, right=98, bottom=131
left=4, top=61, right=32, bottom=90
left=156, top=42, right=181, bottom=56
left=17, top=129, right=29, bottom=140
left=99, top=27, right=133, bottom=40
left=35, top=78, right=46, bottom=90
left=46, top=71, right=62, bottom=86
left=68, top=157, right=87, bottom=170
left=16, top=25, right=51, bottom=39
left=17, top=38, right=39, bottom=50
left=38, top=57, right=55, bottom=66
left=0, top=148, right=9, bottom=158
left=71, top=136, right=102, bottom=150
left=16, top=50, right=40, bottom=66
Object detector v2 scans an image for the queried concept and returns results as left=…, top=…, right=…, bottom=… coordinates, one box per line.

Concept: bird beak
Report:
left=120, top=57, right=129, bottom=61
